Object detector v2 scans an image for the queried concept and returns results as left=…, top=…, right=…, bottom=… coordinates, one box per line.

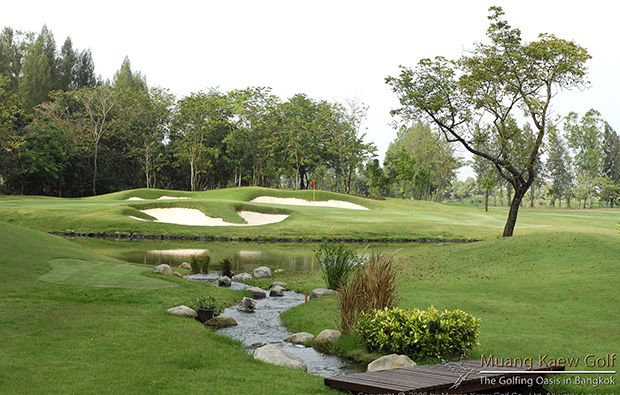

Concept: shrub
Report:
left=219, top=257, right=233, bottom=278
left=357, top=306, right=481, bottom=360
left=189, top=296, right=222, bottom=315
left=339, top=251, right=399, bottom=334
left=190, top=252, right=211, bottom=274
left=315, top=242, right=364, bottom=290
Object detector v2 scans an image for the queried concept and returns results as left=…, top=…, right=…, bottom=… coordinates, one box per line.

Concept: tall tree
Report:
left=384, top=146, right=416, bottom=198
left=56, top=37, right=77, bottom=91
left=77, top=86, right=116, bottom=196
left=113, top=56, right=147, bottom=92
left=74, top=49, right=99, bottom=88
left=0, top=27, right=35, bottom=92
left=386, top=6, right=590, bottom=237
left=565, top=109, right=605, bottom=208
left=545, top=131, right=573, bottom=207
left=19, top=25, right=58, bottom=111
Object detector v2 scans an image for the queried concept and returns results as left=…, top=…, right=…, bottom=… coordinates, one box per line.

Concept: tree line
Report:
left=0, top=25, right=378, bottom=197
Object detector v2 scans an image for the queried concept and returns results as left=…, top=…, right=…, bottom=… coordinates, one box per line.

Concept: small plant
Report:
left=219, top=257, right=233, bottom=278
left=190, top=296, right=222, bottom=314
left=358, top=306, right=481, bottom=360
left=315, top=242, right=364, bottom=290
left=190, top=252, right=211, bottom=274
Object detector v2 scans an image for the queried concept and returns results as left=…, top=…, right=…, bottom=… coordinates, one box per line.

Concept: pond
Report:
left=69, top=237, right=440, bottom=273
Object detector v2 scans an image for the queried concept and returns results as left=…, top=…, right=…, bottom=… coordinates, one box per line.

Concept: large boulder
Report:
left=153, top=264, right=172, bottom=275
left=253, top=266, right=272, bottom=279
left=205, top=315, right=238, bottom=328
left=254, top=344, right=307, bottom=372
left=246, top=286, right=267, bottom=299
left=232, top=272, right=252, bottom=283
left=237, top=297, right=256, bottom=313
left=179, top=262, right=192, bottom=270
left=217, top=276, right=232, bottom=287
left=309, top=288, right=336, bottom=300
left=270, top=281, right=287, bottom=289
left=166, top=305, right=197, bottom=318
left=367, top=354, right=416, bottom=372
left=269, top=285, right=285, bottom=297
left=313, top=329, right=341, bottom=349
left=285, top=332, right=315, bottom=345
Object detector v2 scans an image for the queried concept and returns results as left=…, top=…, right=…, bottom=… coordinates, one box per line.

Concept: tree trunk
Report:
left=92, top=143, right=98, bottom=196
left=484, top=190, right=489, bottom=212
left=502, top=186, right=528, bottom=237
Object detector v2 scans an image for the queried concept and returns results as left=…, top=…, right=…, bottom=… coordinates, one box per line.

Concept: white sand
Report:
left=129, top=208, right=288, bottom=226
left=126, top=196, right=190, bottom=201
left=148, top=249, right=207, bottom=256
left=250, top=196, right=368, bottom=210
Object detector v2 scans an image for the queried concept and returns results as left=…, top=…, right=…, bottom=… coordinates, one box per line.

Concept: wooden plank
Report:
left=325, top=359, right=566, bottom=394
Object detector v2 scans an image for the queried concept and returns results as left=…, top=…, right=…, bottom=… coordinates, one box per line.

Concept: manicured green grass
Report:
left=1, top=187, right=619, bottom=394
left=0, top=222, right=334, bottom=394
left=280, top=232, right=620, bottom=394
left=0, top=187, right=618, bottom=241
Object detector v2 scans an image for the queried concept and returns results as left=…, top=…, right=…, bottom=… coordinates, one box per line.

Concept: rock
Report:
left=217, top=276, right=232, bottom=287
left=179, top=262, right=191, bottom=270
left=254, top=344, right=307, bottom=372
left=173, top=271, right=183, bottom=277
left=313, top=329, right=342, bottom=348
left=166, top=305, right=197, bottom=318
left=237, top=297, right=256, bottom=312
left=232, top=273, right=252, bottom=283
left=253, top=266, right=272, bottom=278
left=153, top=264, right=172, bottom=275
left=270, top=281, right=287, bottom=289
left=205, top=315, right=238, bottom=328
left=246, top=286, right=267, bottom=299
left=367, top=354, right=416, bottom=372
left=269, top=285, right=285, bottom=297
left=309, top=288, right=336, bottom=300
left=285, top=332, right=315, bottom=345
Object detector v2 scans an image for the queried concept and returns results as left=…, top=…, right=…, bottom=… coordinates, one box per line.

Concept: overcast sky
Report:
left=4, top=1, right=618, bottom=179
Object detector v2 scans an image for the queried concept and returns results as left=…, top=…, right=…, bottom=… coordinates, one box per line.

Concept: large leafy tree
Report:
left=386, top=6, right=590, bottom=237
left=19, top=25, right=58, bottom=111
left=564, top=109, right=605, bottom=208
left=545, top=131, right=573, bottom=207
left=0, top=27, right=35, bottom=93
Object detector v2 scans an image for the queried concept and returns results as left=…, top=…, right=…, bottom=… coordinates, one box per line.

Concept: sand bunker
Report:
left=250, top=196, right=368, bottom=210
left=129, top=208, right=288, bottom=226
left=148, top=249, right=207, bottom=256
left=126, top=196, right=190, bottom=201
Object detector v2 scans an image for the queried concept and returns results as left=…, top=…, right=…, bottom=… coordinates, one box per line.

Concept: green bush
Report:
left=357, top=306, right=481, bottom=360
left=219, top=257, right=233, bottom=278
left=190, top=252, right=211, bottom=274
left=315, top=242, right=364, bottom=290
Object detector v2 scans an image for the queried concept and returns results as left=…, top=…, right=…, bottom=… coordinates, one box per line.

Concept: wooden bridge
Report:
left=325, top=359, right=565, bottom=394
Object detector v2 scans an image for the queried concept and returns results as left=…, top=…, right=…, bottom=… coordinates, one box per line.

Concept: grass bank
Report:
left=0, top=221, right=333, bottom=394
left=277, top=232, right=620, bottom=393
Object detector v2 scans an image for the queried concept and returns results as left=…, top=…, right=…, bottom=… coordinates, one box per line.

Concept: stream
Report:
left=187, top=274, right=362, bottom=377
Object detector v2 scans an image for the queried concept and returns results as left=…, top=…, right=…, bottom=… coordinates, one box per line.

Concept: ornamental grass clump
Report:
left=190, top=252, right=211, bottom=274
left=339, top=251, right=400, bottom=334
left=316, top=242, right=364, bottom=290
left=357, top=306, right=481, bottom=360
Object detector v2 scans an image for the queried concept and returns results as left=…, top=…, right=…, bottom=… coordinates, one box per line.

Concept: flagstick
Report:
left=313, top=182, right=315, bottom=207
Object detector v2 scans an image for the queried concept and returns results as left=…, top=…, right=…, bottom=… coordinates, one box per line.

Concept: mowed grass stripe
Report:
left=40, top=259, right=177, bottom=289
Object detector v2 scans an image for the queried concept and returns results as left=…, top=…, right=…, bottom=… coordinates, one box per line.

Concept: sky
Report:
left=3, top=1, right=618, bottom=180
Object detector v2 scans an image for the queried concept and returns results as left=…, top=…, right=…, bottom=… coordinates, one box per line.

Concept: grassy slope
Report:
left=280, top=232, right=620, bottom=394
left=0, top=222, right=333, bottom=394
left=0, top=187, right=617, bottom=240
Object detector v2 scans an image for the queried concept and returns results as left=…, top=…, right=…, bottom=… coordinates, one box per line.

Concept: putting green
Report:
left=40, top=259, right=178, bottom=289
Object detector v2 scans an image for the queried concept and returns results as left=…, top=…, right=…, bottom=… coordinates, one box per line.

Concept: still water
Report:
left=70, top=238, right=436, bottom=273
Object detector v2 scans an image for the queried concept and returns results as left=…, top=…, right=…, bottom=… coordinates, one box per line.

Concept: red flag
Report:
left=311, top=182, right=315, bottom=188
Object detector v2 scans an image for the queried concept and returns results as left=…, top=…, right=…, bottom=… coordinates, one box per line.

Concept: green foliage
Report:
left=219, top=257, right=233, bottom=278
left=190, top=252, right=211, bottom=274
left=339, top=251, right=399, bottom=334
left=315, top=242, right=364, bottom=290
left=357, top=306, right=481, bottom=360
left=189, top=295, right=222, bottom=314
